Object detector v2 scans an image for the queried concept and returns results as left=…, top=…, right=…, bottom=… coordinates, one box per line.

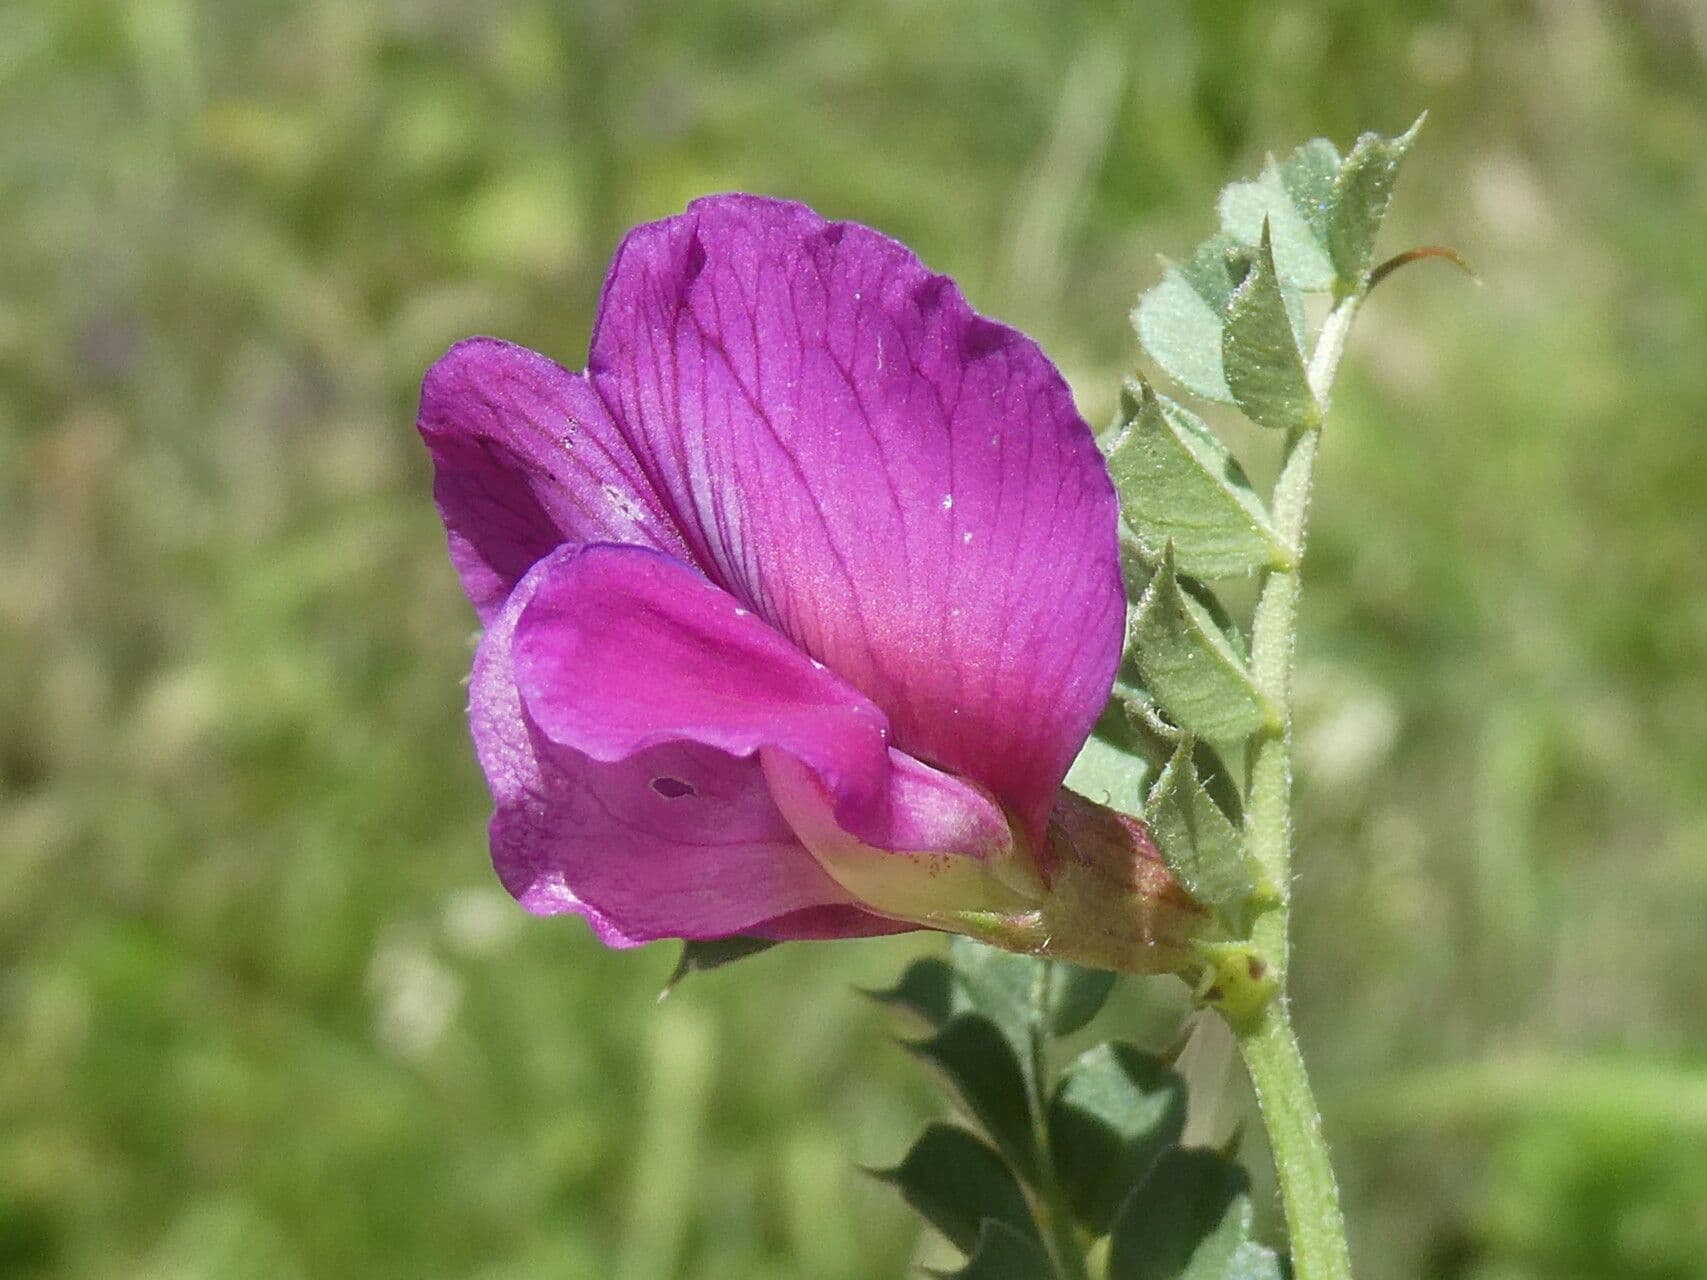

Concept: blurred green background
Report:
left=3, top=0, right=1705, bottom=1277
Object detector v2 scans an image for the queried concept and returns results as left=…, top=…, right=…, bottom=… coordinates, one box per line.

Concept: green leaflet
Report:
left=1107, top=1148, right=1286, bottom=1280
left=1217, top=127, right=1418, bottom=296
left=1107, top=380, right=1290, bottom=579
left=1276, top=136, right=1341, bottom=246
left=1217, top=139, right=1339, bottom=293
left=1134, top=124, right=1417, bottom=412
left=660, top=936, right=776, bottom=994
left=947, top=937, right=1042, bottom=1071
left=906, top=1013, right=1040, bottom=1181
left=874, top=941, right=1292, bottom=1276
left=872, top=1123, right=1041, bottom=1257
left=1144, top=741, right=1257, bottom=926
left=1223, top=224, right=1318, bottom=432
left=1048, top=1043, right=1187, bottom=1235
left=946, top=938, right=1118, bottom=1066
left=1066, top=718, right=1160, bottom=818
left=1129, top=545, right=1275, bottom=745
left=864, top=956, right=962, bottom=1030
left=1049, top=964, right=1119, bottom=1037
left=938, top=1221, right=1056, bottom=1280
left=1132, top=234, right=1251, bottom=403
left=1329, top=117, right=1423, bottom=287
left=871, top=942, right=1126, bottom=1276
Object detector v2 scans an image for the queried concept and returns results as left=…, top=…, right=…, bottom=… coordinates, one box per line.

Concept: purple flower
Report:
left=419, top=195, right=1202, bottom=970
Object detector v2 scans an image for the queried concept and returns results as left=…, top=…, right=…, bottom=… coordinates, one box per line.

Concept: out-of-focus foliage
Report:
left=1, top=2, right=1703, bottom=1278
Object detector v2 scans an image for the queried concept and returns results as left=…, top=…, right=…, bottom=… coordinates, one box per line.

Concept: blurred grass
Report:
left=1, top=1, right=1704, bottom=1277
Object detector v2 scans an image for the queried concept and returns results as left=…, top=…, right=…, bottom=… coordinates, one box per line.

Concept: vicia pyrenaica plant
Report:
left=419, top=122, right=1440, bottom=1280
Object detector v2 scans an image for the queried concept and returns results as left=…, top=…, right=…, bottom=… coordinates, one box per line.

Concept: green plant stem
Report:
left=1027, top=963, right=1094, bottom=1280
left=1238, top=1002, right=1351, bottom=1280
left=1234, top=295, right=1362, bottom=1280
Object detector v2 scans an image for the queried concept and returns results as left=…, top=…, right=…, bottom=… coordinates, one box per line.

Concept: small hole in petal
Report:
left=651, top=776, right=696, bottom=799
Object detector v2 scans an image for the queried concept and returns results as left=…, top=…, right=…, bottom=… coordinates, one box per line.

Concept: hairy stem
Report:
left=1238, top=1003, right=1352, bottom=1280
left=1234, top=295, right=1361, bottom=1280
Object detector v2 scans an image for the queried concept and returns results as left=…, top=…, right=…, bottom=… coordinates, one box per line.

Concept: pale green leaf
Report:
left=1328, top=118, right=1422, bottom=287
left=1277, top=136, right=1341, bottom=244
left=1133, top=234, right=1250, bottom=403
left=1066, top=722, right=1158, bottom=817
left=1107, top=380, right=1289, bottom=579
left=1144, top=742, right=1255, bottom=922
left=1130, top=547, right=1275, bottom=744
left=1217, top=150, right=1336, bottom=293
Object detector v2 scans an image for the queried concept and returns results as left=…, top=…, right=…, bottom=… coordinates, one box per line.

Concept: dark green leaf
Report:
left=1108, top=1148, right=1284, bottom=1280
left=908, top=1013, right=1040, bottom=1180
left=1107, top=382, right=1289, bottom=580
left=1327, top=119, right=1422, bottom=287
left=935, top=1221, right=1057, bottom=1280
left=1223, top=224, right=1318, bottom=432
left=1133, top=234, right=1251, bottom=403
left=1144, top=743, right=1255, bottom=923
left=661, top=936, right=776, bottom=994
left=873, top=1123, right=1041, bottom=1256
left=1049, top=1043, right=1186, bottom=1234
left=1130, top=546, right=1275, bottom=745
left=866, top=956, right=963, bottom=1031
left=1049, top=964, right=1119, bottom=1037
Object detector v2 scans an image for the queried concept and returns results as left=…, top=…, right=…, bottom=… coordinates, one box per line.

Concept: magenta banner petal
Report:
left=587, top=195, right=1124, bottom=839
left=418, top=337, right=685, bottom=619
left=471, top=554, right=868, bottom=942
